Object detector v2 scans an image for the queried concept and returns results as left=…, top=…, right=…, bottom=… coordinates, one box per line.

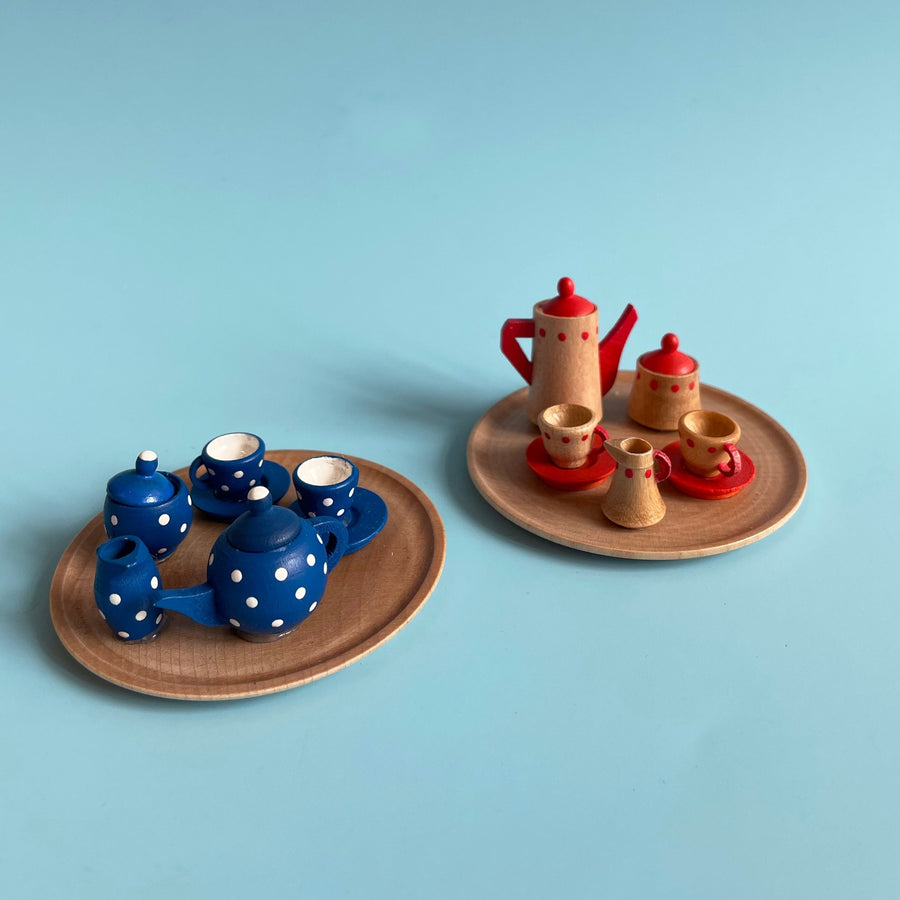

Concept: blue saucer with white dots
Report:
left=190, top=459, right=291, bottom=521
left=289, top=487, right=387, bottom=553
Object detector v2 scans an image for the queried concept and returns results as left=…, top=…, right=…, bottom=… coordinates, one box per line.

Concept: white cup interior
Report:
left=206, top=433, right=260, bottom=461
left=296, top=456, right=353, bottom=487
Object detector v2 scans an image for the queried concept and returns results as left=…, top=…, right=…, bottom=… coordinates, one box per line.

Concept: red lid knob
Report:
left=542, top=277, right=596, bottom=317
left=640, top=333, right=696, bottom=375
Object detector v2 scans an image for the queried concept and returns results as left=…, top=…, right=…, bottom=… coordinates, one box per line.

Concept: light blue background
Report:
left=2, top=1, right=898, bottom=897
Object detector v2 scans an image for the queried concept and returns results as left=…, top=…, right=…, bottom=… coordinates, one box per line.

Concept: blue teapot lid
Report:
left=106, top=451, right=176, bottom=506
left=226, top=486, right=302, bottom=552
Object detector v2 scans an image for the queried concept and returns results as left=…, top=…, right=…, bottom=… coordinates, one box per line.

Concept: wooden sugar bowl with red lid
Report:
left=627, top=333, right=701, bottom=430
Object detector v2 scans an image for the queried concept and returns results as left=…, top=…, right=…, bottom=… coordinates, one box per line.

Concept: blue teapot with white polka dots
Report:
left=95, top=485, right=349, bottom=642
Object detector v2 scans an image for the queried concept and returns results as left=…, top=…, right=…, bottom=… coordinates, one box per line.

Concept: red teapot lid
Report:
left=640, top=333, right=696, bottom=375
left=542, top=277, right=596, bottom=317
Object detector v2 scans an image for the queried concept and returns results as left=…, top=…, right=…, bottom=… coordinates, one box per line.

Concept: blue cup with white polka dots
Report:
left=94, top=536, right=168, bottom=642
left=292, top=455, right=359, bottom=522
left=189, top=432, right=266, bottom=501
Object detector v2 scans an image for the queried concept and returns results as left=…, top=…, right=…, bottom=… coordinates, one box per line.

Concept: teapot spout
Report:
left=155, top=583, right=225, bottom=627
left=599, top=304, right=638, bottom=396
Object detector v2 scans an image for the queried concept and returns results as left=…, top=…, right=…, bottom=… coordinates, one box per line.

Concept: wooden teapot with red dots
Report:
left=501, top=277, right=638, bottom=425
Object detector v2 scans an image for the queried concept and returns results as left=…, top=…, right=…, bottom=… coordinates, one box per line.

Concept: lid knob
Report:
left=134, top=450, right=159, bottom=476
left=247, top=485, right=272, bottom=514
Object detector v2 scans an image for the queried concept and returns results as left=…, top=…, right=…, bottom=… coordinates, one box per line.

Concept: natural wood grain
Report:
left=467, top=373, right=807, bottom=559
left=50, top=451, right=446, bottom=700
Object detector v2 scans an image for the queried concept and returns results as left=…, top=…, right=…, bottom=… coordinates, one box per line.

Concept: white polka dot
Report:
left=235, top=470, right=244, bottom=479
left=221, top=484, right=230, bottom=492
left=208, top=467, right=216, bottom=476
left=296, top=490, right=303, bottom=500
left=245, top=597, right=258, bottom=608
left=110, top=515, right=118, bottom=526
left=271, top=619, right=284, bottom=628
left=337, top=509, right=345, bottom=517
left=135, top=610, right=147, bottom=622
left=316, top=534, right=323, bottom=545
left=307, top=512, right=316, bottom=518
left=275, top=567, right=288, bottom=581
left=158, top=513, right=170, bottom=526
left=323, top=497, right=334, bottom=507
left=349, top=488, right=355, bottom=498
left=156, top=613, right=163, bottom=625
left=309, top=601, right=318, bottom=612
left=99, top=610, right=106, bottom=620
left=249, top=479, right=256, bottom=487
left=323, top=562, right=328, bottom=575
left=118, top=631, right=130, bottom=639
left=231, top=569, right=243, bottom=583
left=109, top=593, right=121, bottom=606
left=180, top=523, right=188, bottom=533
left=306, top=553, right=316, bottom=566
left=229, top=618, right=240, bottom=628
left=295, top=586, right=307, bottom=600
left=158, top=548, right=168, bottom=556
left=188, top=496, right=193, bottom=506
left=209, top=553, right=215, bottom=565
left=150, top=576, right=159, bottom=589
left=258, top=459, right=264, bottom=468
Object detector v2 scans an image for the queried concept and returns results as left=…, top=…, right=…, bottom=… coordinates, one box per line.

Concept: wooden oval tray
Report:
left=51, top=451, right=445, bottom=700
left=467, top=374, right=806, bottom=559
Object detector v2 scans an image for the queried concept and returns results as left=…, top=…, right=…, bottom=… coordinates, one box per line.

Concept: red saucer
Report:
left=662, top=441, right=756, bottom=499
left=526, top=433, right=616, bottom=491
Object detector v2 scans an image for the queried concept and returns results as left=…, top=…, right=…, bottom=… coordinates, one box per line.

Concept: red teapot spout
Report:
left=599, top=303, right=638, bottom=396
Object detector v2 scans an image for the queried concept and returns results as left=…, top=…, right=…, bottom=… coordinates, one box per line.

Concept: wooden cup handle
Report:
left=653, top=450, right=672, bottom=483
left=717, top=442, right=741, bottom=478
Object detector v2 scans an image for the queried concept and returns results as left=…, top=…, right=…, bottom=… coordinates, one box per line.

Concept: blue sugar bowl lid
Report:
left=226, top=486, right=301, bottom=552
left=106, top=451, right=176, bottom=506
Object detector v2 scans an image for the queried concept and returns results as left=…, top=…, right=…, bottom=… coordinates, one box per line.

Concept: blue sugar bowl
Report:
left=103, top=451, right=193, bottom=561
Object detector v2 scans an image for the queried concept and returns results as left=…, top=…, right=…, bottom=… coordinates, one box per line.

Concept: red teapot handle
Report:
left=501, top=318, right=535, bottom=385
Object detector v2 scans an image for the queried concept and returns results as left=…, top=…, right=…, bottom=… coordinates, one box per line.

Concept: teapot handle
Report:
left=501, top=318, right=535, bottom=384
left=311, top=517, right=350, bottom=571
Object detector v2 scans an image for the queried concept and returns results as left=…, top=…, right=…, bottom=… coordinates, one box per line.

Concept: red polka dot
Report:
left=636, top=371, right=641, bottom=380
left=671, top=384, right=680, bottom=392
left=645, top=470, right=652, bottom=478
left=539, top=328, right=546, bottom=337
left=581, top=434, right=589, bottom=441
left=558, top=332, right=566, bottom=341
left=707, top=446, right=717, bottom=454
left=581, top=331, right=589, bottom=340
left=544, top=432, right=550, bottom=439
left=650, top=379, right=659, bottom=391
left=562, top=436, right=570, bottom=443
left=686, top=439, right=695, bottom=448
left=689, top=381, right=695, bottom=390
left=625, top=469, right=634, bottom=478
